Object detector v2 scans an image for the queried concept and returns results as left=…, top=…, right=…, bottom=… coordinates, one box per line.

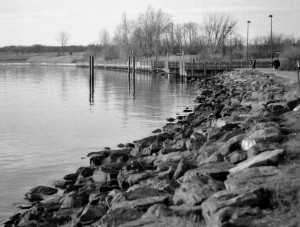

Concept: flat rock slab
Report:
left=111, top=196, right=169, bottom=210
left=229, top=149, right=286, bottom=174
left=93, top=207, right=143, bottom=227
left=225, top=166, right=282, bottom=190
left=201, top=187, right=271, bottom=227
left=124, top=186, right=168, bottom=201
left=184, top=162, right=234, bottom=182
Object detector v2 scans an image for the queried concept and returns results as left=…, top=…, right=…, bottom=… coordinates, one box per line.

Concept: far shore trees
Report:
left=57, top=31, right=70, bottom=56
left=110, top=9, right=238, bottom=61
left=202, top=12, right=237, bottom=58
left=113, top=8, right=172, bottom=61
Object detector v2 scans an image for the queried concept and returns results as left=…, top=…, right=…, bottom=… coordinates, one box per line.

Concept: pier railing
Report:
left=77, top=60, right=273, bottom=77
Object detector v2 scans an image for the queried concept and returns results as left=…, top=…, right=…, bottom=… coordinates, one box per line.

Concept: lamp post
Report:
left=269, top=15, right=273, bottom=65
left=229, top=26, right=232, bottom=63
left=247, top=21, right=250, bottom=62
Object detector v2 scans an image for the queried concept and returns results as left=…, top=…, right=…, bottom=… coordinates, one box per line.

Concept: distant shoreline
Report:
left=0, top=62, right=77, bottom=67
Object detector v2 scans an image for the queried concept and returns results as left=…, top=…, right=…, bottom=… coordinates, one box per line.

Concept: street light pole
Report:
left=269, top=15, right=273, bottom=65
left=247, top=21, right=250, bottom=62
left=229, top=26, right=232, bottom=63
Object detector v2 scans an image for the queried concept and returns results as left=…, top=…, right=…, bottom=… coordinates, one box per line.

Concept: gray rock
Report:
left=76, top=204, right=107, bottom=225
left=225, top=166, right=282, bottom=190
left=124, top=186, right=168, bottom=201
left=246, top=142, right=278, bottom=158
left=118, top=170, right=155, bottom=189
left=267, top=102, right=289, bottom=115
left=201, top=188, right=271, bottom=227
left=93, top=207, right=143, bottom=227
left=117, top=143, right=125, bottom=148
left=152, top=128, right=162, bottom=133
left=184, top=162, right=233, bottom=182
left=230, top=149, right=286, bottom=174
left=92, top=168, right=108, bottom=184
left=241, top=127, right=284, bottom=151
left=25, top=186, right=58, bottom=202
left=173, top=159, right=197, bottom=180
left=173, top=175, right=225, bottom=206
left=226, top=150, right=247, bottom=164
left=111, top=196, right=169, bottom=210
left=139, top=177, right=180, bottom=194
left=171, top=138, right=188, bottom=151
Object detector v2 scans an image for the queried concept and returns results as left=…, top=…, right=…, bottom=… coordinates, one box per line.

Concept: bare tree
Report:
left=99, top=29, right=112, bottom=60
left=57, top=31, right=70, bottom=55
left=99, top=29, right=110, bottom=46
left=138, top=7, right=172, bottom=61
left=113, top=13, right=136, bottom=57
left=202, top=12, right=237, bottom=58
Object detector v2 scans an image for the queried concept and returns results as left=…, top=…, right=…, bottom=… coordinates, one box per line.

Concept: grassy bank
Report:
left=0, top=52, right=87, bottom=64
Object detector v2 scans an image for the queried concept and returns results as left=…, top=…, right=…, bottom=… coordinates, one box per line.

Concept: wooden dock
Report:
left=77, top=60, right=272, bottom=78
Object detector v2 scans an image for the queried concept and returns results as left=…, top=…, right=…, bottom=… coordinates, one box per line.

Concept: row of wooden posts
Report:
left=88, top=56, right=300, bottom=90
left=89, top=56, right=136, bottom=78
left=89, top=56, right=94, bottom=105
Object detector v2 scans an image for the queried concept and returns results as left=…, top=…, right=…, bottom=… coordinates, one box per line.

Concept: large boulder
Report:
left=173, top=175, right=225, bottom=206
left=93, top=207, right=143, bottom=227
left=183, top=162, right=233, bottom=182
left=76, top=204, right=107, bottom=226
left=201, top=187, right=272, bottom=227
left=118, top=170, right=155, bottom=190
left=241, top=127, right=284, bottom=151
left=267, top=102, right=289, bottom=115
left=25, top=186, right=58, bottom=202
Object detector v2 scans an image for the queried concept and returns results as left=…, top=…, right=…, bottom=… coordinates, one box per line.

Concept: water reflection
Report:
left=127, top=71, right=136, bottom=99
left=89, top=71, right=95, bottom=106
left=0, top=65, right=196, bottom=222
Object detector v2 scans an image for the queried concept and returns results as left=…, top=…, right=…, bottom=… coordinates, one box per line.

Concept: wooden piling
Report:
left=133, top=56, right=136, bottom=76
left=297, top=60, right=300, bottom=90
left=191, top=59, right=194, bottom=78
left=128, top=57, right=131, bottom=73
left=215, top=62, right=217, bottom=75
left=89, top=56, right=95, bottom=105
left=89, top=56, right=94, bottom=80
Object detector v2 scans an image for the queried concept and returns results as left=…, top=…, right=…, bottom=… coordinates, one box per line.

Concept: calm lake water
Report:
left=0, top=65, right=196, bottom=221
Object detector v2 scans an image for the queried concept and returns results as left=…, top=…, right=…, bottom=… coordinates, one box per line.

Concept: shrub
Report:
left=281, top=47, right=300, bottom=70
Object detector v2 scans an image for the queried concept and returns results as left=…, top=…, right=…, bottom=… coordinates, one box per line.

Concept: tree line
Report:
left=89, top=7, right=300, bottom=61
left=0, top=44, right=86, bottom=55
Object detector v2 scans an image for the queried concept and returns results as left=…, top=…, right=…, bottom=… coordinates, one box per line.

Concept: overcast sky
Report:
left=0, top=0, right=299, bottom=47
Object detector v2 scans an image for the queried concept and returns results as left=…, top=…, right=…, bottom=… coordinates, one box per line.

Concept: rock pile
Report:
left=4, top=70, right=300, bottom=227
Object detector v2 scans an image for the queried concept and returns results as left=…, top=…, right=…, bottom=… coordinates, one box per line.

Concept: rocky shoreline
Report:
left=3, top=69, right=300, bottom=227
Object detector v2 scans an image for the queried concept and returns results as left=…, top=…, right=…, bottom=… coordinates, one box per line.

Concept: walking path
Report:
left=257, top=68, right=299, bottom=83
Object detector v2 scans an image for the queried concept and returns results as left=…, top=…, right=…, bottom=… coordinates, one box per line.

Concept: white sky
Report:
left=0, top=0, right=299, bottom=47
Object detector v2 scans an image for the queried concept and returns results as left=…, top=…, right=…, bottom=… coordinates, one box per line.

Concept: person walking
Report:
left=251, top=58, right=256, bottom=70
left=273, top=58, right=280, bottom=75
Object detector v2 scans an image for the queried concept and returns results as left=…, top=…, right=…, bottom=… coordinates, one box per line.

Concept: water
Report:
left=0, top=65, right=196, bottom=221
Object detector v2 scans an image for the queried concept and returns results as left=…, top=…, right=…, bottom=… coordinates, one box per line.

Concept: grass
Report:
left=0, top=52, right=39, bottom=62
left=272, top=179, right=300, bottom=212
left=0, top=52, right=87, bottom=64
